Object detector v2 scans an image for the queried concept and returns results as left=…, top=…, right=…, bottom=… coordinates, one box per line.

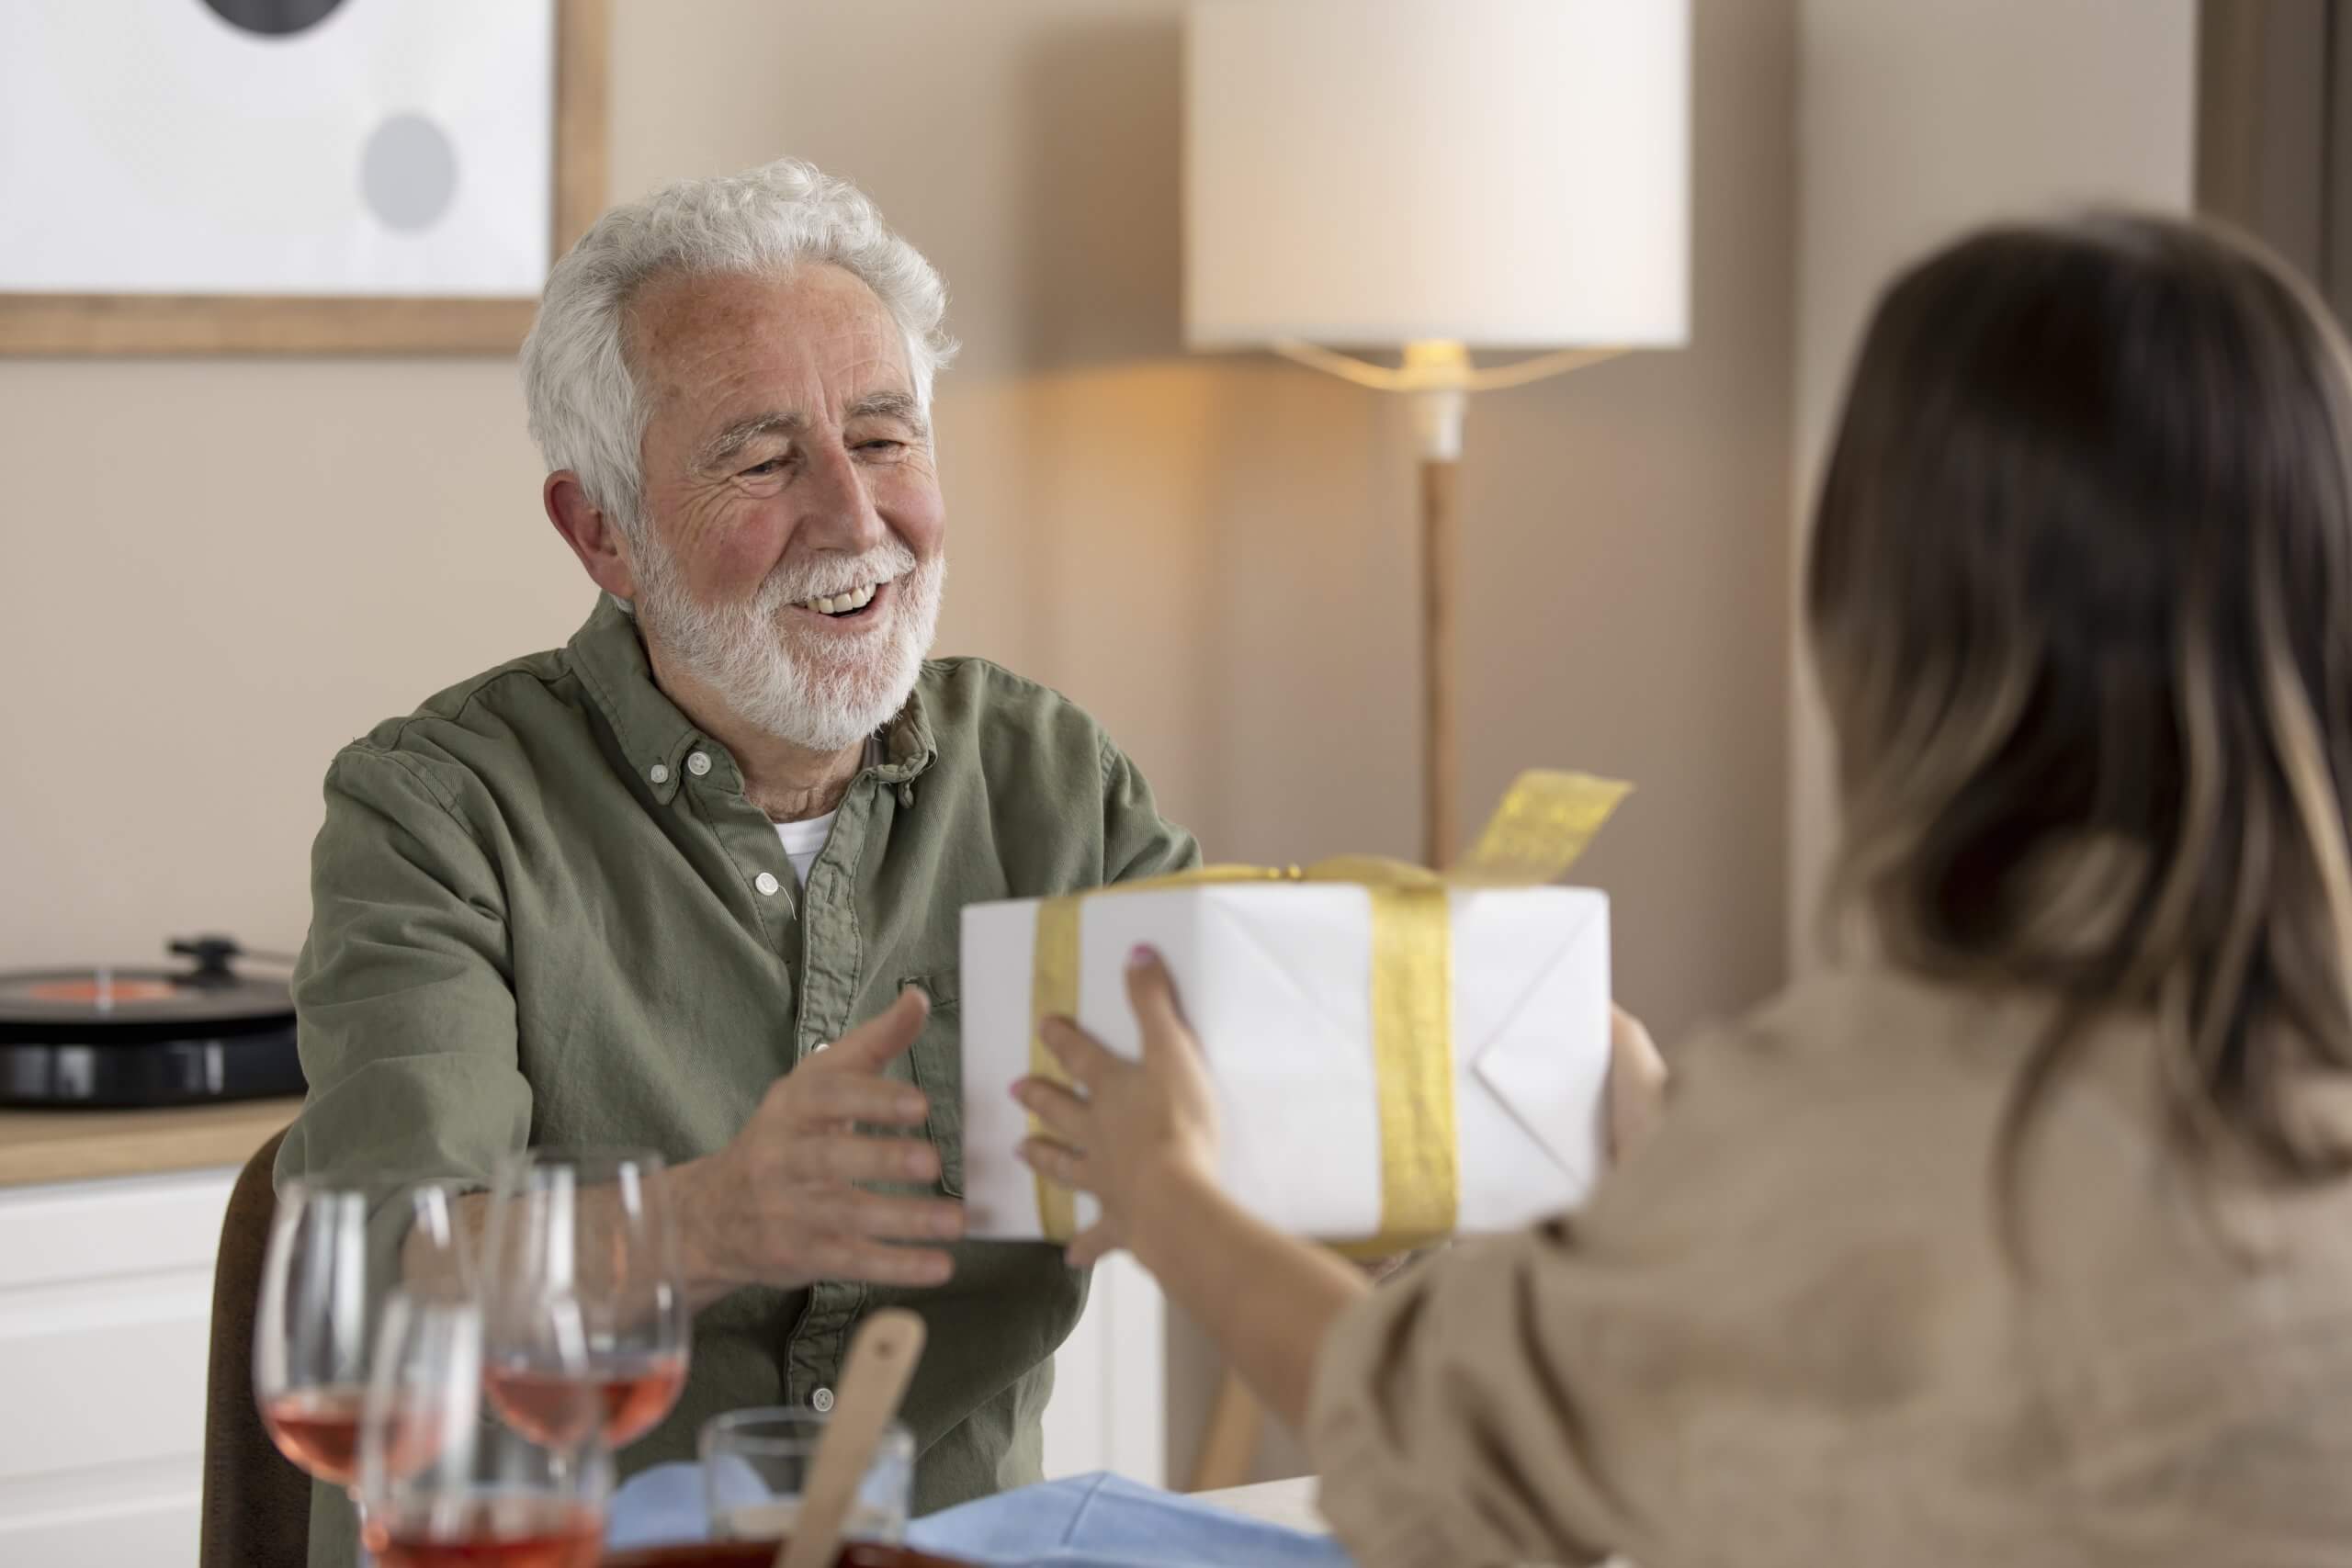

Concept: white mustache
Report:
left=762, top=541, right=919, bottom=607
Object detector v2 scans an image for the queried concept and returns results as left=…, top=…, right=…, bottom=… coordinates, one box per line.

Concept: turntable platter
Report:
left=0, top=939, right=303, bottom=1108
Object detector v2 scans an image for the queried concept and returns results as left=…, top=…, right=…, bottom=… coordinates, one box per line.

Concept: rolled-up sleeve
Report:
left=1305, top=1222, right=1638, bottom=1568
left=275, top=743, right=532, bottom=1191
left=1100, top=736, right=1200, bottom=882
left=1301, top=1019, right=1807, bottom=1568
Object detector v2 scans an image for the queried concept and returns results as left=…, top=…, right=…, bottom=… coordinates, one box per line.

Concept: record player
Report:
left=0, top=936, right=305, bottom=1109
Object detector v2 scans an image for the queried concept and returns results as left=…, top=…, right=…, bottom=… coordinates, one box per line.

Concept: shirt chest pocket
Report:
left=901, top=970, right=963, bottom=1198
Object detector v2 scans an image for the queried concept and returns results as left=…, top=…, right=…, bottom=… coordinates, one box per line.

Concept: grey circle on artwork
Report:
left=198, top=0, right=346, bottom=38
left=361, top=115, right=460, bottom=232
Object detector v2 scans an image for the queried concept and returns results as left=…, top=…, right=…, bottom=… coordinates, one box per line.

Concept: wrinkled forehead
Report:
left=625, top=263, right=915, bottom=423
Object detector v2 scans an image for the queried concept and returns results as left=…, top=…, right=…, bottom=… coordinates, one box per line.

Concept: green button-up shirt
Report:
left=277, top=597, right=1196, bottom=1565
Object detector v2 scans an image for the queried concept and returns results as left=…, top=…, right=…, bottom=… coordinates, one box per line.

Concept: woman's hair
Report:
left=1808, top=212, right=2352, bottom=1184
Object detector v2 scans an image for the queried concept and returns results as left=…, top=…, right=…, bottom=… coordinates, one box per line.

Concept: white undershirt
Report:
left=769, top=738, right=884, bottom=886
left=774, top=811, right=836, bottom=887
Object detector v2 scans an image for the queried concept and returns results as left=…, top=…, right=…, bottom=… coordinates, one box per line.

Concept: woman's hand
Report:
left=1608, top=1004, right=1668, bottom=1165
left=1012, top=945, right=1217, bottom=1269
left=1015, top=944, right=1365, bottom=1433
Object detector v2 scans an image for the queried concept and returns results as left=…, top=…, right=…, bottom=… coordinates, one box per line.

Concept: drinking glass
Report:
left=254, top=1176, right=472, bottom=1493
left=481, top=1146, right=691, bottom=1450
left=359, top=1289, right=610, bottom=1568
left=701, top=1408, right=915, bottom=1545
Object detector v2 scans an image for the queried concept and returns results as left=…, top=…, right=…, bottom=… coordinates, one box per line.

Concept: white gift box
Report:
left=958, top=884, right=1612, bottom=1246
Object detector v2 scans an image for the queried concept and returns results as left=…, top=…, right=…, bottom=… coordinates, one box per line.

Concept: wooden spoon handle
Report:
left=775, top=1308, right=928, bottom=1568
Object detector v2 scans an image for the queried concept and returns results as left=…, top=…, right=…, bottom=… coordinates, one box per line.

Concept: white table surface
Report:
left=1193, top=1477, right=1630, bottom=1568
left=1192, top=1476, right=1330, bottom=1535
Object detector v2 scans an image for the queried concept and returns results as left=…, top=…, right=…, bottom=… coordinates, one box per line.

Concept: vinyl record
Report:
left=0, top=942, right=303, bottom=1108
left=0, top=966, right=292, bottom=1046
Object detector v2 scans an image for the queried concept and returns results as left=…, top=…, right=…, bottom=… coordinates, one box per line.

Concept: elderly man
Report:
left=277, top=156, right=1195, bottom=1562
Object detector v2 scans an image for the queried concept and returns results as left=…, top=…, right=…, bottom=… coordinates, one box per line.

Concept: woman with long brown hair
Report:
left=1015, top=213, right=2352, bottom=1566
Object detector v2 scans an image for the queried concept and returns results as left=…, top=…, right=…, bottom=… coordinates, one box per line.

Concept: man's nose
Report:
left=793, top=442, right=888, bottom=555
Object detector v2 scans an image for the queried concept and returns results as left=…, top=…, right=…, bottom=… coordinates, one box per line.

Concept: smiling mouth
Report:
left=792, top=580, right=886, bottom=620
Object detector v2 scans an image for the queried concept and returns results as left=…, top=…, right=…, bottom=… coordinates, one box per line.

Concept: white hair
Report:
left=520, top=156, right=958, bottom=538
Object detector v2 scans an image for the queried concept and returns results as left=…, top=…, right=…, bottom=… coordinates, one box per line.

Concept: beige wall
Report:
left=1, top=0, right=1795, bottom=1031
left=0, top=0, right=1794, bottom=1480
left=1786, top=0, right=2199, bottom=968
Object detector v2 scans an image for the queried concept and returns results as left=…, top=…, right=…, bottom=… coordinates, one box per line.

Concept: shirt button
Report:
left=755, top=872, right=781, bottom=897
left=648, top=763, right=670, bottom=784
left=686, top=750, right=713, bottom=777
left=811, top=1386, right=835, bottom=1414
left=810, top=1040, right=831, bottom=1054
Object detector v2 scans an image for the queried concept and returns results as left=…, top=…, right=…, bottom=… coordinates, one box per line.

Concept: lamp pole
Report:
left=1419, top=450, right=1460, bottom=870
left=1406, top=344, right=1470, bottom=868
left=1275, top=339, right=1618, bottom=867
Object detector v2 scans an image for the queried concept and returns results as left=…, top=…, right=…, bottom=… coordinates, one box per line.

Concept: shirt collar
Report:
left=566, top=594, right=938, bottom=804
left=872, top=677, right=938, bottom=786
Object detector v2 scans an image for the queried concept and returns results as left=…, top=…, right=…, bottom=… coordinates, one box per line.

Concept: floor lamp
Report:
left=1177, top=0, right=1691, bottom=1489
left=1185, top=0, right=1690, bottom=869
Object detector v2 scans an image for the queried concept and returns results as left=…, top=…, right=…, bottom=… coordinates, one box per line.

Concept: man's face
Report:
left=623, top=264, right=947, bottom=751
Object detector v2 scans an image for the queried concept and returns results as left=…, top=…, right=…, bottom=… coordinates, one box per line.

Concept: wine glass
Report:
left=359, top=1289, right=611, bottom=1568
left=480, top=1146, right=691, bottom=1451
left=254, top=1176, right=473, bottom=1494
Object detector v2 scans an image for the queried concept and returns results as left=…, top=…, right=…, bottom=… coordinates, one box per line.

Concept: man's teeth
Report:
left=800, top=582, right=879, bottom=615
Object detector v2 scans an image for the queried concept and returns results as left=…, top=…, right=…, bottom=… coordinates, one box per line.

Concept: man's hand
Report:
left=673, top=987, right=965, bottom=1299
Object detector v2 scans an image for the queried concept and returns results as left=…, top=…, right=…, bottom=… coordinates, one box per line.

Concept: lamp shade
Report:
left=1184, top=0, right=1690, bottom=353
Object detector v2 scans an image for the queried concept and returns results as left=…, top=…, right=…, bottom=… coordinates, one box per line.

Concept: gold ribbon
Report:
left=1363, top=881, right=1454, bottom=1250
left=1028, top=894, right=1085, bottom=1244
left=1024, top=769, right=1629, bottom=1247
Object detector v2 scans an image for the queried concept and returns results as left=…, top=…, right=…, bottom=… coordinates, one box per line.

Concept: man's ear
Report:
left=545, top=471, right=640, bottom=602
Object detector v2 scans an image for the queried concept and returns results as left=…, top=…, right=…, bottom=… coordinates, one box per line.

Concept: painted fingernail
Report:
left=1127, top=943, right=1157, bottom=968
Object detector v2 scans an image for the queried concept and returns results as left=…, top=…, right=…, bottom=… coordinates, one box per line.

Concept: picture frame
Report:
left=0, top=0, right=606, bottom=356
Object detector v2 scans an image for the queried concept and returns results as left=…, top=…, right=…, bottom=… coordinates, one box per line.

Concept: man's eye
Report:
left=740, top=457, right=786, bottom=477
left=857, top=439, right=905, bottom=456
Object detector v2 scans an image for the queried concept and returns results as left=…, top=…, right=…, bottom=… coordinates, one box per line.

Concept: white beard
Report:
left=631, top=532, right=945, bottom=753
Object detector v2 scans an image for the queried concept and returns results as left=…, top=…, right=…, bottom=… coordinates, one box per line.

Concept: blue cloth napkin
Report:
left=605, top=1461, right=711, bottom=1552
left=606, top=1463, right=1356, bottom=1567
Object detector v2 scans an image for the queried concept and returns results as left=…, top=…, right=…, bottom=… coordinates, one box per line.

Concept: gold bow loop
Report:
left=1025, top=770, right=1629, bottom=1248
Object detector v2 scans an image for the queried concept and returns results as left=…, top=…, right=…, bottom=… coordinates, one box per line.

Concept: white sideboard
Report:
left=1039, top=1250, right=1169, bottom=1487
left=0, top=1166, right=238, bottom=1565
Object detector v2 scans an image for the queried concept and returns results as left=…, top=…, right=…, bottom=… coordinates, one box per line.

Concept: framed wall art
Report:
left=0, top=0, right=606, bottom=355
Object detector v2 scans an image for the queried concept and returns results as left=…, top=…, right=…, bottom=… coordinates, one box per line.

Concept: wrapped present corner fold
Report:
left=957, top=770, right=1630, bottom=1252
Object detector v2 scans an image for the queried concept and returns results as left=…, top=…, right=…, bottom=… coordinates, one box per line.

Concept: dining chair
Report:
left=198, top=1125, right=312, bottom=1568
